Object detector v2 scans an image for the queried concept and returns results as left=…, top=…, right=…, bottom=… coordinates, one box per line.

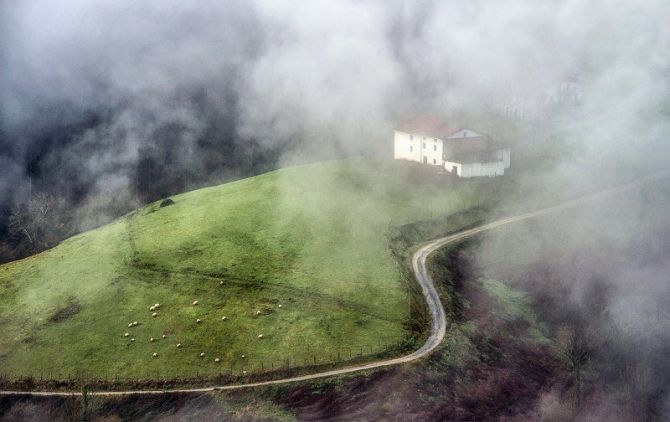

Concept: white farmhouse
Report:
left=393, top=117, right=511, bottom=178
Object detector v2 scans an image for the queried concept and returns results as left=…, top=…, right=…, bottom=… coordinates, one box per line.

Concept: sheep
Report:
left=149, top=306, right=155, bottom=311
left=162, top=334, right=167, bottom=339
left=242, top=370, right=247, bottom=375
left=133, top=321, right=139, bottom=326
left=278, top=304, right=282, bottom=308
left=255, top=310, right=262, bottom=315
left=154, top=303, right=160, bottom=308
left=152, top=312, right=158, bottom=317
left=176, top=343, right=182, bottom=348
left=257, top=334, right=264, bottom=339
left=221, top=316, right=227, bottom=321
left=219, top=281, right=224, bottom=285
left=192, top=300, right=199, bottom=306
left=131, top=338, right=135, bottom=342
left=196, top=318, right=202, bottom=323
left=150, top=337, right=156, bottom=342
left=124, top=332, right=130, bottom=337
left=200, top=352, right=205, bottom=357
left=214, top=358, right=220, bottom=363
left=241, top=354, right=246, bottom=358
left=128, top=323, right=133, bottom=328
left=153, top=352, right=158, bottom=357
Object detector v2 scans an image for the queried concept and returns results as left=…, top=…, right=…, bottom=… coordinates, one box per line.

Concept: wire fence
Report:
left=0, top=341, right=415, bottom=391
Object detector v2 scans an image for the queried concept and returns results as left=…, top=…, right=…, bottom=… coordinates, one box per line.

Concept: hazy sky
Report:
left=1, top=2, right=670, bottom=418
left=1, top=0, right=669, bottom=215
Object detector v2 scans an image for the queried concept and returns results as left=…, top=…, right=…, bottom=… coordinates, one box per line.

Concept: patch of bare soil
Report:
left=48, top=297, right=82, bottom=323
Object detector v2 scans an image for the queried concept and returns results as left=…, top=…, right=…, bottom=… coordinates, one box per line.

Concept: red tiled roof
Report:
left=397, top=116, right=506, bottom=155
left=396, top=116, right=460, bottom=140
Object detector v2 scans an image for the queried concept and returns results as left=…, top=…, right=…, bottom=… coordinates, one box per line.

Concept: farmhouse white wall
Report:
left=394, top=126, right=511, bottom=178
left=497, top=148, right=511, bottom=168
left=445, top=159, right=507, bottom=177
left=461, top=161, right=506, bottom=178
left=394, top=131, right=417, bottom=161
left=394, top=131, right=444, bottom=166
left=443, top=160, right=462, bottom=176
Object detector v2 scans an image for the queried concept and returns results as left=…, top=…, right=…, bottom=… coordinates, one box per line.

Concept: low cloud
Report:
left=1, top=0, right=670, bottom=417
left=2, top=1, right=669, bottom=209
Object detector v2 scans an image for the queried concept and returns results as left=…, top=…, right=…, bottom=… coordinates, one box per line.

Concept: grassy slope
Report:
left=0, top=159, right=500, bottom=378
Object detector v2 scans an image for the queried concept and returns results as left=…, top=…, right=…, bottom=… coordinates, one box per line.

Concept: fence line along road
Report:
left=1, top=172, right=666, bottom=397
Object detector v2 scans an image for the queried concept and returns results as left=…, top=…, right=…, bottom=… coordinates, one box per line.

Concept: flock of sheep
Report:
left=124, top=299, right=282, bottom=363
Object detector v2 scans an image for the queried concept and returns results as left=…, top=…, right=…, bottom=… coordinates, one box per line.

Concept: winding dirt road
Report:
left=1, top=174, right=665, bottom=397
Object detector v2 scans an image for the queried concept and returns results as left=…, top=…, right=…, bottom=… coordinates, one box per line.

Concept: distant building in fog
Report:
left=544, top=81, right=583, bottom=107
left=494, top=81, right=584, bottom=121
left=393, top=116, right=511, bottom=178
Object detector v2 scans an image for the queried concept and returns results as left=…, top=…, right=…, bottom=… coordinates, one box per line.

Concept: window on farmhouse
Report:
left=409, top=135, right=413, bottom=140
left=409, top=145, right=413, bottom=152
left=423, top=142, right=426, bottom=149
left=433, top=145, right=437, bottom=151
left=433, top=158, right=436, bottom=164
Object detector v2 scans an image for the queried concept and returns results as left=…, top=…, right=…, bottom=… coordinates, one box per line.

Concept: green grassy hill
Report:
left=0, top=159, right=499, bottom=379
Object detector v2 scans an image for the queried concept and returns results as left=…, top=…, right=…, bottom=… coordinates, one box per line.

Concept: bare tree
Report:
left=8, top=192, right=73, bottom=256
left=558, top=327, right=594, bottom=411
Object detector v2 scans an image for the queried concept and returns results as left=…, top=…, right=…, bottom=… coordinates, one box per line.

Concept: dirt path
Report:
left=1, top=173, right=666, bottom=397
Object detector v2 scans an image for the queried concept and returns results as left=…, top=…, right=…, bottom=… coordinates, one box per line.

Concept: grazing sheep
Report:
left=214, top=358, right=220, bottom=363
left=149, top=306, right=155, bottom=311
left=128, top=323, right=133, bottom=328
left=176, top=343, right=182, bottom=348
left=242, top=370, right=247, bottom=375
left=200, top=352, right=205, bottom=357
left=152, top=312, right=158, bottom=317
left=162, top=334, right=167, bottom=339
left=124, top=332, right=130, bottom=337
left=256, top=310, right=262, bottom=315
left=241, top=354, right=246, bottom=358
left=219, top=281, right=224, bottom=285
left=257, top=334, right=264, bottom=339
left=278, top=304, right=282, bottom=308
left=154, top=303, right=160, bottom=308
left=196, top=318, right=202, bottom=323
left=131, top=338, right=135, bottom=342
left=150, top=337, right=155, bottom=342
left=153, top=352, right=158, bottom=357
left=192, top=300, right=199, bottom=306
left=221, top=316, right=227, bottom=321
left=133, top=321, right=139, bottom=326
